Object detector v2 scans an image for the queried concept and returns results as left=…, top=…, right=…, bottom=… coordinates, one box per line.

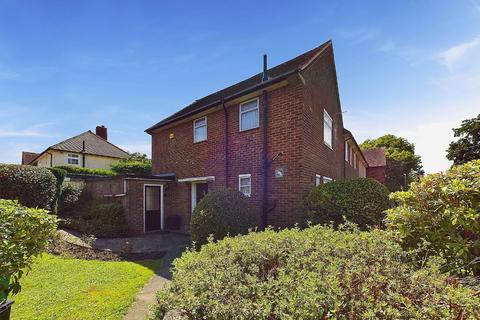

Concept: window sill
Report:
left=194, top=140, right=207, bottom=144
left=239, top=126, right=259, bottom=133
left=324, top=142, right=333, bottom=150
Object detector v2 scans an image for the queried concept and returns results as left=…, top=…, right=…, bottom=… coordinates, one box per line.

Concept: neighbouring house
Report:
left=134, top=39, right=370, bottom=233
left=363, top=147, right=388, bottom=185
left=23, top=125, right=129, bottom=169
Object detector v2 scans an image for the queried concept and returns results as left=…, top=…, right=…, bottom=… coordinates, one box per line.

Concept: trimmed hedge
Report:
left=388, top=159, right=480, bottom=276
left=110, top=161, right=152, bottom=176
left=47, top=167, right=67, bottom=214
left=0, top=199, right=58, bottom=302
left=55, top=165, right=116, bottom=176
left=153, top=226, right=480, bottom=319
left=0, top=164, right=57, bottom=210
left=58, top=182, right=86, bottom=216
left=190, top=188, right=261, bottom=247
left=305, top=178, right=391, bottom=229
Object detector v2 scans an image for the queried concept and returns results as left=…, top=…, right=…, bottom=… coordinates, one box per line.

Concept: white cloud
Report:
left=337, top=27, right=381, bottom=44
left=0, top=123, right=53, bottom=137
left=118, top=142, right=151, bottom=157
left=438, top=36, right=480, bottom=69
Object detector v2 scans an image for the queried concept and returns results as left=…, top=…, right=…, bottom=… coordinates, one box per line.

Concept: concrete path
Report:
left=123, top=244, right=188, bottom=320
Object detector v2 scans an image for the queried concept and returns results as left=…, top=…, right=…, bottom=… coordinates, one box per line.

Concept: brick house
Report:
left=141, top=40, right=367, bottom=233
left=363, top=148, right=388, bottom=185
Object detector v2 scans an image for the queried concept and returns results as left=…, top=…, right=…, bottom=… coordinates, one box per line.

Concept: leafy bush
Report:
left=153, top=226, right=480, bottom=319
left=55, top=165, right=116, bottom=176
left=0, top=164, right=57, bottom=209
left=387, top=159, right=480, bottom=276
left=0, top=199, right=58, bottom=303
left=63, top=201, right=128, bottom=237
left=190, top=188, right=261, bottom=247
left=47, top=167, right=67, bottom=214
left=110, top=161, right=152, bottom=176
left=305, top=178, right=391, bottom=229
left=58, top=182, right=86, bottom=216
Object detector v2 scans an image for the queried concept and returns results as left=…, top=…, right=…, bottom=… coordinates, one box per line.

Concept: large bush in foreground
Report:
left=387, top=160, right=480, bottom=276
left=0, top=164, right=57, bottom=209
left=190, top=189, right=261, bottom=247
left=305, top=178, right=390, bottom=229
left=0, top=200, right=58, bottom=303
left=154, top=226, right=480, bottom=319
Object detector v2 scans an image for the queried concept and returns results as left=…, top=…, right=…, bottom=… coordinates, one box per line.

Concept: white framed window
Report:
left=323, top=176, right=333, bottom=183
left=239, top=98, right=259, bottom=131
left=315, top=174, right=321, bottom=186
left=67, top=153, right=79, bottom=165
left=323, top=109, right=333, bottom=148
left=345, top=141, right=349, bottom=162
left=353, top=153, right=357, bottom=169
left=238, top=174, right=252, bottom=197
left=194, top=117, right=207, bottom=143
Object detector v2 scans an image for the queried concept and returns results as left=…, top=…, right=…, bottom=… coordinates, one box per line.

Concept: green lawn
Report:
left=9, top=254, right=162, bottom=320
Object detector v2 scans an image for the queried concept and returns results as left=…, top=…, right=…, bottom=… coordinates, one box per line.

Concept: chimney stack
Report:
left=96, top=125, right=108, bottom=140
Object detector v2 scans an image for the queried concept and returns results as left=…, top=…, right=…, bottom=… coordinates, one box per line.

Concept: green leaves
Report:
left=447, top=114, right=480, bottom=165
left=153, top=226, right=480, bottom=319
left=305, top=178, right=391, bottom=230
left=0, top=199, right=58, bottom=302
left=387, top=159, right=480, bottom=276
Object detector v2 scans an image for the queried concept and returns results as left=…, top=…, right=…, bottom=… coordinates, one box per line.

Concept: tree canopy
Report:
left=360, top=134, right=423, bottom=191
left=446, top=114, right=480, bottom=165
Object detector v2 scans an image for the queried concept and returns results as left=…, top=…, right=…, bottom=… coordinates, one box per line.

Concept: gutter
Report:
left=145, top=70, right=297, bottom=134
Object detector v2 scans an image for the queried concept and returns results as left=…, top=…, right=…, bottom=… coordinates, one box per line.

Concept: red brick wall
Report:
left=366, top=166, right=387, bottom=185
left=151, top=44, right=349, bottom=230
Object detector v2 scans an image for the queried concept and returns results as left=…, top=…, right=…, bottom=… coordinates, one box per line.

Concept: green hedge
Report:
left=0, top=199, right=58, bottom=302
left=110, top=161, right=152, bottom=176
left=190, top=188, right=261, bottom=247
left=47, top=167, right=67, bottom=214
left=388, top=159, right=480, bottom=276
left=55, top=165, right=116, bottom=176
left=153, top=226, right=480, bottom=319
left=0, top=164, right=57, bottom=210
left=305, top=178, right=391, bottom=229
left=58, top=182, right=86, bottom=216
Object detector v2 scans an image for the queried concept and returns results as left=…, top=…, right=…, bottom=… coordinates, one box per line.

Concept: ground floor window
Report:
left=238, top=174, right=252, bottom=197
left=67, top=153, right=79, bottom=165
left=323, top=176, right=333, bottom=183
left=315, top=174, right=321, bottom=186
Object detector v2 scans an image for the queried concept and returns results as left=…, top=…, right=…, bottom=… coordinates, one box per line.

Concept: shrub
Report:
left=63, top=201, right=128, bottom=237
left=387, top=159, right=480, bottom=276
left=0, top=164, right=57, bottom=210
left=190, top=188, right=261, bottom=247
left=153, top=226, right=480, bottom=319
left=110, top=161, right=152, bottom=176
left=58, top=182, right=86, bottom=216
left=47, top=167, right=67, bottom=214
left=55, top=165, right=116, bottom=176
left=0, top=199, right=58, bottom=302
left=305, top=178, right=391, bottom=229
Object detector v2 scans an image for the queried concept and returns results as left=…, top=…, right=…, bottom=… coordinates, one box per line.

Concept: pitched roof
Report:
left=146, top=40, right=332, bottom=133
left=22, top=151, right=39, bottom=165
left=363, top=148, right=387, bottom=167
left=29, top=131, right=129, bottom=164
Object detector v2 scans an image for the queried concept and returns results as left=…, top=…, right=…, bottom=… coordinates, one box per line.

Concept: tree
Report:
left=446, top=114, right=480, bottom=165
left=122, top=152, right=150, bottom=163
left=360, top=134, right=423, bottom=191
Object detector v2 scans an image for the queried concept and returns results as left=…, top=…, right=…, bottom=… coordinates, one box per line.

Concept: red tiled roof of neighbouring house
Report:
left=145, top=40, right=332, bottom=133
left=21, top=151, right=39, bottom=165
left=363, top=148, right=387, bottom=167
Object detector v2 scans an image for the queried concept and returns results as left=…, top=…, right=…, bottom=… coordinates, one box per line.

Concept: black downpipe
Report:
left=222, top=99, right=229, bottom=188
left=261, top=90, right=269, bottom=229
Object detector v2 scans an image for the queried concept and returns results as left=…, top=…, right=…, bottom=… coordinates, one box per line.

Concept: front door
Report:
left=191, top=182, right=209, bottom=212
left=145, top=185, right=163, bottom=232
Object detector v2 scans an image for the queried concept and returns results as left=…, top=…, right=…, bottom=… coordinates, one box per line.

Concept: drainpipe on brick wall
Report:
left=261, top=90, right=269, bottom=229
left=82, top=140, right=86, bottom=168
left=222, top=98, right=229, bottom=188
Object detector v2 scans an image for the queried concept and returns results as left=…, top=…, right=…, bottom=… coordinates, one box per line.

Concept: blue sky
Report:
left=0, top=0, right=479, bottom=173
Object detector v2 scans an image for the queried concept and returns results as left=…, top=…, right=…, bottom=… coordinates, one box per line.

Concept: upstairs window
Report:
left=240, top=98, right=259, bottom=131
left=194, top=117, right=207, bottom=143
left=67, top=153, right=79, bottom=165
left=238, top=174, right=252, bottom=197
left=324, top=110, right=333, bottom=148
